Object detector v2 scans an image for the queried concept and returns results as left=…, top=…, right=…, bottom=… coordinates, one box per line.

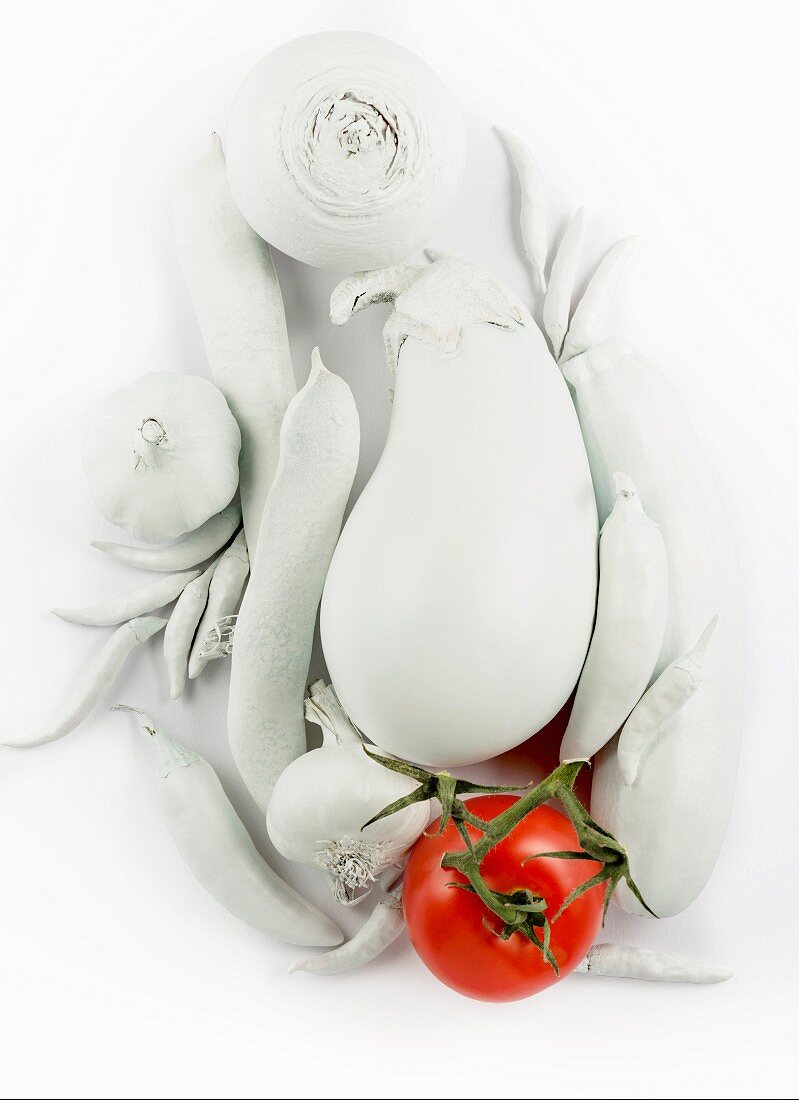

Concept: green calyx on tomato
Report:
left=364, top=755, right=654, bottom=977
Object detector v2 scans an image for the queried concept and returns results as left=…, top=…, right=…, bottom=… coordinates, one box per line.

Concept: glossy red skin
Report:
left=403, top=795, right=604, bottom=1002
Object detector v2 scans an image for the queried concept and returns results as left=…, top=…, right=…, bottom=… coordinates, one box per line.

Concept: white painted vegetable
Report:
left=82, top=372, right=240, bottom=544
left=228, top=351, right=359, bottom=812
left=53, top=569, right=200, bottom=627
left=116, top=707, right=342, bottom=948
left=559, top=239, right=637, bottom=364
left=576, top=943, right=731, bottom=984
left=321, top=255, right=597, bottom=768
left=495, top=127, right=547, bottom=293
left=91, top=502, right=241, bottom=572
left=543, top=207, right=585, bottom=360
left=175, top=135, right=295, bottom=556
left=163, top=558, right=219, bottom=699
left=562, top=337, right=743, bottom=918
left=290, top=891, right=404, bottom=975
left=225, top=31, right=466, bottom=269
left=267, top=682, right=429, bottom=905
left=188, top=530, right=249, bottom=678
left=618, top=616, right=717, bottom=787
left=560, top=472, right=668, bottom=763
left=2, top=617, right=166, bottom=749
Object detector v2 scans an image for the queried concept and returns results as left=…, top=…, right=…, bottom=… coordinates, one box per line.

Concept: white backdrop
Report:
left=1, top=3, right=797, bottom=1098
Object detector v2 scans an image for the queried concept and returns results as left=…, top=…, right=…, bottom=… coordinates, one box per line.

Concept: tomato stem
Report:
left=364, top=753, right=655, bottom=971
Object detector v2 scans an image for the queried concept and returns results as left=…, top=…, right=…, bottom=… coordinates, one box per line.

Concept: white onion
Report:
left=225, top=32, right=466, bottom=269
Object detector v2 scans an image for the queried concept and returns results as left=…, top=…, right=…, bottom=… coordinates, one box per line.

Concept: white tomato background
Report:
left=1, top=3, right=796, bottom=1098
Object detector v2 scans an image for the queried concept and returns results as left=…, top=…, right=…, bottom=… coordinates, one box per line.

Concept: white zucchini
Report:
left=228, top=351, right=360, bottom=812
left=560, top=472, right=668, bottom=763
left=562, top=337, right=743, bottom=918
left=175, top=135, right=296, bottom=556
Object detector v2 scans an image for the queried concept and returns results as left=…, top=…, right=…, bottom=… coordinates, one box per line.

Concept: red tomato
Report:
left=403, top=795, right=604, bottom=1002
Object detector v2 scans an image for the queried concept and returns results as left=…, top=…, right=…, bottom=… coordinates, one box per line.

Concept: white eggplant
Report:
left=228, top=352, right=360, bottom=812
left=560, top=472, right=668, bottom=763
left=321, top=255, right=598, bottom=768
left=175, top=135, right=296, bottom=556
left=116, top=707, right=342, bottom=948
left=562, top=338, right=743, bottom=918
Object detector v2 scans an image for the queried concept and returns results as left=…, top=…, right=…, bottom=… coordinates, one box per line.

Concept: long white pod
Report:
left=91, top=502, right=241, bottom=572
left=163, top=558, right=219, bottom=699
left=175, top=135, right=296, bottom=557
left=618, top=616, right=717, bottom=787
left=2, top=617, right=166, bottom=748
left=188, top=529, right=249, bottom=679
left=560, top=472, right=668, bottom=763
left=562, top=337, right=743, bottom=918
left=228, top=351, right=360, bottom=812
left=116, top=707, right=343, bottom=947
left=543, top=208, right=585, bottom=360
left=576, top=943, right=731, bottom=984
left=53, top=570, right=200, bottom=627
left=495, top=127, right=547, bottom=293
left=289, top=891, right=404, bottom=976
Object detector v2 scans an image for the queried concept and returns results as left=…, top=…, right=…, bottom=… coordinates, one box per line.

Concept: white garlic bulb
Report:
left=266, top=681, right=430, bottom=905
left=225, top=31, right=466, bottom=269
left=82, top=372, right=241, bottom=544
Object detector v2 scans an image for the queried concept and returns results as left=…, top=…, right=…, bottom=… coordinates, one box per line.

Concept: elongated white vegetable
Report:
left=562, top=337, right=743, bottom=918
left=175, top=135, right=295, bottom=556
left=290, top=891, right=404, bottom=975
left=163, top=558, right=219, bottom=699
left=267, top=682, right=429, bottom=905
left=560, top=472, right=668, bottom=763
left=116, top=707, right=343, bottom=947
left=543, top=208, right=585, bottom=359
left=495, top=127, right=547, bottom=293
left=53, top=570, right=200, bottom=627
left=618, top=616, right=717, bottom=787
left=560, top=238, right=637, bottom=364
left=91, top=502, right=241, bottom=572
left=188, top=530, right=249, bottom=678
left=228, top=351, right=360, bottom=812
left=2, top=617, right=166, bottom=748
left=322, top=256, right=597, bottom=768
left=576, top=943, right=731, bottom=984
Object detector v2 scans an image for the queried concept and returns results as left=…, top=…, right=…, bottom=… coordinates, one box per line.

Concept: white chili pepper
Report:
left=2, top=617, right=166, bottom=749
left=289, top=889, right=405, bottom=976
left=543, top=208, right=585, bottom=359
left=188, top=530, right=249, bottom=678
left=91, top=502, right=241, bottom=572
left=617, top=616, right=718, bottom=787
left=495, top=126, right=548, bottom=293
left=114, top=706, right=343, bottom=948
left=53, top=570, right=200, bottom=627
left=559, top=237, right=637, bottom=363
left=576, top=942, right=731, bottom=984
left=228, top=352, right=359, bottom=812
left=163, top=558, right=220, bottom=699
left=560, top=473, right=668, bottom=763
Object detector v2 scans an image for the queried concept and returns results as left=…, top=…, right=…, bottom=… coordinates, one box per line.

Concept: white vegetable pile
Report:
left=4, top=30, right=741, bottom=989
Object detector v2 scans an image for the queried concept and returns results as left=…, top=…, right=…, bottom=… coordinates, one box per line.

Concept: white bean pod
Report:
left=91, top=502, right=241, bottom=572
left=53, top=570, right=200, bottom=627
left=188, top=530, right=249, bottom=679
left=576, top=943, right=731, bottom=984
left=559, top=238, right=637, bottom=364
left=560, top=472, right=668, bottom=763
left=543, top=207, right=585, bottom=360
left=2, top=617, right=166, bottom=748
left=495, top=126, right=548, bottom=293
left=228, top=350, right=360, bottom=812
left=116, top=707, right=343, bottom=948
